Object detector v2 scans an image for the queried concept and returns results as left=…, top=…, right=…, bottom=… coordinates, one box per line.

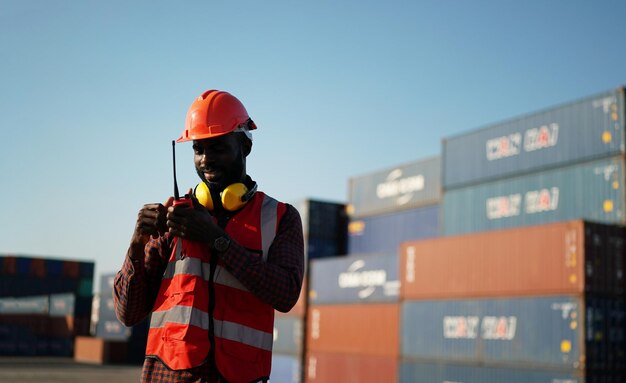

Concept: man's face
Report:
left=193, top=133, right=246, bottom=191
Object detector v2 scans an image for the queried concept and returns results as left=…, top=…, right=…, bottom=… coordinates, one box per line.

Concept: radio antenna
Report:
left=172, top=140, right=180, bottom=200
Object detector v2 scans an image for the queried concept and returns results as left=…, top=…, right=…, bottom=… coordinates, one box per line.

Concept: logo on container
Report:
left=376, top=168, right=424, bottom=206
left=525, top=187, right=559, bottom=214
left=443, top=315, right=517, bottom=340
left=486, top=187, right=559, bottom=220
left=486, top=123, right=559, bottom=161
left=486, top=133, right=522, bottom=161
left=524, top=123, right=559, bottom=152
left=486, top=194, right=522, bottom=219
left=338, top=259, right=399, bottom=299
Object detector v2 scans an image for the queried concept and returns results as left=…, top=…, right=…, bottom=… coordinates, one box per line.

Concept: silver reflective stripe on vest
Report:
left=260, top=195, right=278, bottom=261
left=150, top=305, right=210, bottom=330
left=214, top=264, right=249, bottom=292
left=214, top=195, right=278, bottom=291
left=214, top=319, right=273, bottom=351
left=162, top=256, right=210, bottom=280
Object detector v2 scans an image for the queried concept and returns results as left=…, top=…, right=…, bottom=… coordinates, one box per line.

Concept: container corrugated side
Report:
left=348, top=205, right=439, bottom=254
left=100, top=272, right=116, bottom=295
left=348, top=156, right=441, bottom=218
left=307, top=303, right=399, bottom=356
left=401, top=221, right=625, bottom=299
left=443, top=156, right=626, bottom=235
left=293, top=199, right=348, bottom=240
left=309, top=253, right=399, bottom=305
left=273, top=316, right=303, bottom=355
left=400, top=361, right=585, bottom=383
left=305, top=352, right=398, bottom=383
left=271, top=354, right=301, bottom=383
left=443, top=87, right=625, bottom=189
left=401, top=295, right=624, bottom=371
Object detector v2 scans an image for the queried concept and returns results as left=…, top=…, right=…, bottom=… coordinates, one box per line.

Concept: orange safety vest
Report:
left=145, top=192, right=286, bottom=383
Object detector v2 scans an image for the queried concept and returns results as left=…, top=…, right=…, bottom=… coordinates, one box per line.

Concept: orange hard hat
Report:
left=176, top=90, right=257, bottom=143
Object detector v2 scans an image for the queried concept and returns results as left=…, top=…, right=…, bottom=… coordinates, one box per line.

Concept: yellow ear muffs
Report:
left=194, top=182, right=214, bottom=210
left=221, top=183, right=249, bottom=211
left=194, top=182, right=257, bottom=212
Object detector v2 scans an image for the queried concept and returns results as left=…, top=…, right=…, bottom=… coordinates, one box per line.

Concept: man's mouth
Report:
left=202, top=168, right=221, bottom=182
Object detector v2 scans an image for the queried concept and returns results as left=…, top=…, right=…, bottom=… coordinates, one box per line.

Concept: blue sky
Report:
left=1, top=0, right=625, bottom=287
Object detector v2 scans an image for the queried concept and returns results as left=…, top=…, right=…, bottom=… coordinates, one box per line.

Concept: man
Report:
left=114, top=90, right=304, bottom=383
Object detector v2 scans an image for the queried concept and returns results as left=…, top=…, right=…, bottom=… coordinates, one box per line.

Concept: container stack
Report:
left=399, top=221, right=625, bottom=382
left=0, top=254, right=94, bottom=356
left=75, top=272, right=148, bottom=364
left=304, top=253, right=401, bottom=382
left=442, top=87, right=625, bottom=235
left=347, top=157, right=441, bottom=255
left=270, top=199, right=348, bottom=383
left=395, top=87, right=626, bottom=382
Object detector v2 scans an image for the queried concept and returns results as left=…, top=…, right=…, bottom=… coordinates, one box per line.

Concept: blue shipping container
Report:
left=95, top=318, right=131, bottom=341
left=0, top=295, right=48, bottom=314
left=348, top=205, right=439, bottom=254
left=306, top=237, right=343, bottom=260
left=349, top=156, right=441, bottom=218
left=401, top=295, right=623, bottom=371
left=273, top=316, right=303, bottom=355
left=100, top=272, right=116, bottom=295
left=443, top=156, right=626, bottom=235
left=271, top=354, right=301, bottom=383
left=309, top=253, right=399, bottom=305
left=49, top=293, right=75, bottom=317
left=443, top=87, right=625, bottom=189
left=400, top=361, right=585, bottom=383
left=294, top=199, right=347, bottom=240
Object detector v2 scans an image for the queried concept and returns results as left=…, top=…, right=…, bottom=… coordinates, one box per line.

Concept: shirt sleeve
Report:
left=113, top=236, right=171, bottom=326
left=219, top=204, right=305, bottom=313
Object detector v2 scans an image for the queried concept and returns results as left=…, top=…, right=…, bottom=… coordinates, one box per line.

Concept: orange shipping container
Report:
left=400, top=220, right=625, bottom=299
left=74, top=336, right=128, bottom=364
left=306, top=303, right=399, bottom=357
left=305, top=352, right=398, bottom=383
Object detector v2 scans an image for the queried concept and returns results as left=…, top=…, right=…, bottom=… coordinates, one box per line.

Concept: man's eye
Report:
left=192, top=146, right=203, bottom=155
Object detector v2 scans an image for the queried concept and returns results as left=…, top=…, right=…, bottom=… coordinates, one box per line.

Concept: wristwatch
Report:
left=213, top=235, right=231, bottom=253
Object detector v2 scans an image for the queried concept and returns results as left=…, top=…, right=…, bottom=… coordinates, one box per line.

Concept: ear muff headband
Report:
left=194, top=182, right=257, bottom=212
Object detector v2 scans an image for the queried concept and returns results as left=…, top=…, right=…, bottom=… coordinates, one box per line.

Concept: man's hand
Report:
left=166, top=191, right=224, bottom=242
left=131, top=197, right=175, bottom=247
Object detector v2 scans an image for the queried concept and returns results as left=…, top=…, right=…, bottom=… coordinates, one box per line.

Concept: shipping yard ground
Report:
left=0, top=357, right=141, bottom=383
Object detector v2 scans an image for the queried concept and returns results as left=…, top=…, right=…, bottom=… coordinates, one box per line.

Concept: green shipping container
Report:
left=443, top=156, right=625, bottom=235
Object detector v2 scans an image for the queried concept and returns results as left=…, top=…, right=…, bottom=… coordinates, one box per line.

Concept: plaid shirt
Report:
left=113, top=203, right=304, bottom=383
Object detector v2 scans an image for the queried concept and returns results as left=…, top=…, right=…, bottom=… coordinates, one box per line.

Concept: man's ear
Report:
left=241, top=138, right=252, bottom=157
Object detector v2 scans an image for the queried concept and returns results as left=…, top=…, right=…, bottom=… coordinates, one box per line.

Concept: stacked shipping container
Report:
left=305, top=253, right=400, bottom=382
left=442, top=87, right=625, bottom=235
left=75, top=272, right=148, bottom=364
left=0, top=254, right=94, bottom=356
left=347, top=157, right=441, bottom=254
left=270, top=199, right=348, bottom=383
left=408, top=87, right=626, bottom=382
left=400, top=221, right=625, bottom=381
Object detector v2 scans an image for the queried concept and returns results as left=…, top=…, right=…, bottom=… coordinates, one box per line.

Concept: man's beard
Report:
left=196, top=157, right=245, bottom=192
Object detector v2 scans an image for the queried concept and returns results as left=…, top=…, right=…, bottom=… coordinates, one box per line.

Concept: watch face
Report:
left=214, top=236, right=230, bottom=252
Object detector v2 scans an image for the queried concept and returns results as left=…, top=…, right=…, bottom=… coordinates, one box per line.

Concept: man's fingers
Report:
left=164, top=196, right=175, bottom=207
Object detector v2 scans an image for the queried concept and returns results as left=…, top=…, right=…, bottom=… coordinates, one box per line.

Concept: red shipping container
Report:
left=306, top=303, right=399, bottom=357
left=62, top=261, right=80, bottom=279
left=305, top=352, right=398, bottom=383
left=3, top=257, right=16, bottom=275
left=400, top=220, right=625, bottom=299
left=30, top=258, right=46, bottom=278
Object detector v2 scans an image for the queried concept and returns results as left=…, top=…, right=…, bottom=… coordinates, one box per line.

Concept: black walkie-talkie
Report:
left=172, top=140, right=192, bottom=207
